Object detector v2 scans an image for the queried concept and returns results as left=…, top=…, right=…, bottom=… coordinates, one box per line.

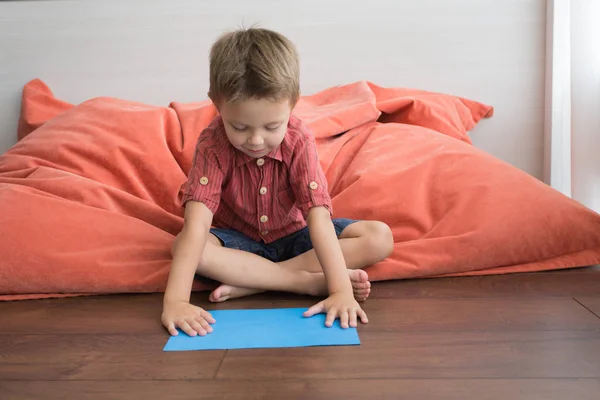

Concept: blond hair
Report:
left=208, top=27, right=300, bottom=105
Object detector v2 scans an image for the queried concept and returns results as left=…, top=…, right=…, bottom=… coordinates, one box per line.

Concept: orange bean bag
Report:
left=1, top=79, right=598, bottom=300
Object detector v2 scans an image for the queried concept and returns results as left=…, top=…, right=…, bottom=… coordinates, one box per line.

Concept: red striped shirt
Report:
left=181, top=115, right=332, bottom=243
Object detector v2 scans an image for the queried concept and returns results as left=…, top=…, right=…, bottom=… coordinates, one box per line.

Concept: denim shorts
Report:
left=209, top=218, right=359, bottom=263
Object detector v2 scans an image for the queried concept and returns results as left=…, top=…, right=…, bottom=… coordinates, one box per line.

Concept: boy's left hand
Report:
left=303, top=292, right=368, bottom=328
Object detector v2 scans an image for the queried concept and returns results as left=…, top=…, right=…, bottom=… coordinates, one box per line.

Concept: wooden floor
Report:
left=1, top=266, right=600, bottom=400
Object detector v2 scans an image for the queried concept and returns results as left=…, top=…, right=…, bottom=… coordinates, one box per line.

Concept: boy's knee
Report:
left=195, top=241, right=219, bottom=274
left=170, top=233, right=217, bottom=274
left=364, top=221, right=394, bottom=259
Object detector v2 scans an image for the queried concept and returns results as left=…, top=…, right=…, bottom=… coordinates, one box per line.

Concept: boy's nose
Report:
left=248, top=134, right=263, bottom=145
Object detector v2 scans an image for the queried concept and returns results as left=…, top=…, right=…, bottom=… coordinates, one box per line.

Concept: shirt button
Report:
left=261, top=230, right=269, bottom=236
left=256, top=158, right=265, bottom=166
left=309, top=181, right=318, bottom=190
left=260, top=215, right=269, bottom=223
left=199, top=177, right=209, bottom=185
left=259, top=187, right=267, bottom=195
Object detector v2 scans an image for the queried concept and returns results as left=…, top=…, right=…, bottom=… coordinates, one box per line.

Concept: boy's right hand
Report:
left=161, top=301, right=216, bottom=336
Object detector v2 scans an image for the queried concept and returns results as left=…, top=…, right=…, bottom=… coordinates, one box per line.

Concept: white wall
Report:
left=0, top=0, right=546, bottom=179
left=571, top=0, right=600, bottom=213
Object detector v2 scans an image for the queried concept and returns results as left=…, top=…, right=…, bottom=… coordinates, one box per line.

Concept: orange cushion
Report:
left=322, top=123, right=600, bottom=280
left=1, top=79, right=598, bottom=300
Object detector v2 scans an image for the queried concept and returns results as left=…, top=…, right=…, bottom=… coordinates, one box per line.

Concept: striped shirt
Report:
left=181, top=115, right=332, bottom=243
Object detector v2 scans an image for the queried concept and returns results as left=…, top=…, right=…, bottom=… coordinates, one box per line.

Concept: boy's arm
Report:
left=162, top=130, right=225, bottom=336
left=164, top=201, right=213, bottom=304
left=303, top=206, right=367, bottom=328
left=305, top=206, right=352, bottom=295
left=162, top=201, right=216, bottom=337
left=287, top=121, right=367, bottom=328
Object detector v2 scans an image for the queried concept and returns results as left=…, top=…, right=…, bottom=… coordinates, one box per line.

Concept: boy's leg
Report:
left=207, top=220, right=394, bottom=302
left=279, top=220, right=394, bottom=273
left=172, top=232, right=319, bottom=296
left=172, top=231, right=369, bottom=300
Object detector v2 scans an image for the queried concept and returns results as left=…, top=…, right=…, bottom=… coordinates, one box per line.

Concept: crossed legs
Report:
left=171, top=221, right=393, bottom=302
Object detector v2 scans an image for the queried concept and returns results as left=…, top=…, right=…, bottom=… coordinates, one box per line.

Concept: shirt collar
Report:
left=234, top=145, right=283, bottom=167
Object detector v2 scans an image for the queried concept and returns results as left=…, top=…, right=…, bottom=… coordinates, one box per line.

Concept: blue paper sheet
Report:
left=163, top=307, right=360, bottom=351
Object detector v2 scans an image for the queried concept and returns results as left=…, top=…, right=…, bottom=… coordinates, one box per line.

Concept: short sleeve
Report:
left=288, top=129, right=333, bottom=218
left=180, top=135, right=225, bottom=214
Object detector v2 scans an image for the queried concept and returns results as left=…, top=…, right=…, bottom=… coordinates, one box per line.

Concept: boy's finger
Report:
left=197, top=317, right=214, bottom=333
left=325, top=308, right=337, bottom=327
left=190, top=320, right=207, bottom=336
left=179, top=321, right=197, bottom=337
left=303, top=302, right=324, bottom=317
left=339, top=310, right=349, bottom=329
left=349, top=310, right=358, bottom=328
left=200, top=310, right=216, bottom=323
left=167, top=322, right=179, bottom=336
left=357, top=308, right=369, bottom=324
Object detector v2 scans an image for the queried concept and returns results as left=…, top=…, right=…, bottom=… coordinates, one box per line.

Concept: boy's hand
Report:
left=303, top=292, right=368, bottom=328
left=161, top=301, right=216, bottom=336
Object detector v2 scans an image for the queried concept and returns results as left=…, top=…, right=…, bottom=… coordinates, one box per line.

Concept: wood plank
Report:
left=2, top=379, right=599, bottom=400
left=0, top=294, right=165, bottom=335
left=1, top=264, right=597, bottom=310
left=208, top=297, right=600, bottom=331
left=0, top=334, right=223, bottom=380
left=370, top=266, right=600, bottom=299
left=217, top=330, right=600, bottom=379
left=2, top=295, right=598, bottom=335
left=576, top=297, right=600, bottom=318
left=358, top=298, right=600, bottom=332
left=0, top=293, right=312, bottom=335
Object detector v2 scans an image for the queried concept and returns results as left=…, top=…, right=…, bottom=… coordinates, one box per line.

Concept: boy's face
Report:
left=218, top=97, right=292, bottom=159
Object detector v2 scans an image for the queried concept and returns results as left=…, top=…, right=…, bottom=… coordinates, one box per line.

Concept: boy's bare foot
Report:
left=208, top=285, right=261, bottom=303
left=348, top=269, right=371, bottom=301
left=208, top=269, right=371, bottom=303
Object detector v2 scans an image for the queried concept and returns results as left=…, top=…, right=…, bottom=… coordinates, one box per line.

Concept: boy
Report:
left=162, top=28, right=393, bottom=337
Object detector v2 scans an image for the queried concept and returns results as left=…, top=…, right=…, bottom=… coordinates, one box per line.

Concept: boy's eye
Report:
left=231, top=125, right=247, bottom=132
left=265, top=125, right=281, bottom=132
